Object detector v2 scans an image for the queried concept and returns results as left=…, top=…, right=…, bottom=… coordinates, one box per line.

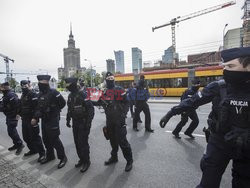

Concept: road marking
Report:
left=165, top=130, right=205, bottom=137
left=0, top=145, right=4, bottom=150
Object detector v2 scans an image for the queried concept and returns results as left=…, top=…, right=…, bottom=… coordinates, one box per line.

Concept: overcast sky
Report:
left=0, top=0, right=244, bottom=82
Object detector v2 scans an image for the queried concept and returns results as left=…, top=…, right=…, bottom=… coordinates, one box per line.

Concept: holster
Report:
left=203, top=127, right=210, bottom=143
left=103, top=126, right=110, bottom=140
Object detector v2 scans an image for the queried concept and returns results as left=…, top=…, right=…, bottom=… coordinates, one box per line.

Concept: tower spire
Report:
left=69, top=22, right=73, bottom=38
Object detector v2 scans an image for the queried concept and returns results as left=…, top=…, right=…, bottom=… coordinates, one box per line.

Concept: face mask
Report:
left=139, top=79, right=145, bottom=87
left=191, top=86, right=200, bottom=92
left=223, top=69, right=250, bottom=85
left=106, top=80, right=115, bottom=89
left=66, top=83, right=78, bottom=92
left=2, top=90, right=8, bottom=95
left=38, top=83, right=49, bottom=92
left=21, top=88, right=29, bottom=94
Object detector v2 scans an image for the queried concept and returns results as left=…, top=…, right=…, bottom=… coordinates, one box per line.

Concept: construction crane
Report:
left=0, top=53, right=14, bottom=82
left=152, top=1, right=236, bottom=64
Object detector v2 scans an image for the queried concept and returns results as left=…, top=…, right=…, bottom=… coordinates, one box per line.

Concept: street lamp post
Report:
left=223, top=24, right=228, bottom=50
left=84, top=59, right=96, bottom=88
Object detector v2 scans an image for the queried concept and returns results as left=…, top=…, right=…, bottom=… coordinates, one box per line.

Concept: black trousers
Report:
left=6, top=117, right=23, bottom=146
left=41, top=116, right=66, bottom=160
left=133, top=101, right=151, bottom=130
left=172, top=110, right=199, bottom=135
left=72, top=119, right=91, bottom=163
left=197, top=134, right=250, bottom=188
left=22, top=117, right=45, bottom=155
left=107, top=117, right=133, bottom=162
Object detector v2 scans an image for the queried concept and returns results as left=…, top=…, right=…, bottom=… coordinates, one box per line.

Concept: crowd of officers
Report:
left=0, top=46, right=250, bottom=187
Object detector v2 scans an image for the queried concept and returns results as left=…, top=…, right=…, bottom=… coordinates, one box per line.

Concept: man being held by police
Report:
left=159, top=47, right=250, bottom=188
left=65, top=77, right=95, bottom=173
left=0, top=82, right=24, bottom=155
left=133, top=75, right=154, bottom=132
left=18, top=80, right=45, bottom=162
left=93, top=72, right=133, bottom=172
left=172, top=79, right=200, bottom=139
left=31, top=75, right=67, bottom=169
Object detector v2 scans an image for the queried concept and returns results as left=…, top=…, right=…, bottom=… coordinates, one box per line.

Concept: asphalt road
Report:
left=0, top=101, right=232, bottom=188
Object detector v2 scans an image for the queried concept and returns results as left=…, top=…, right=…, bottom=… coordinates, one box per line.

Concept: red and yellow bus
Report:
left=115, top=65, right=223, bottom=97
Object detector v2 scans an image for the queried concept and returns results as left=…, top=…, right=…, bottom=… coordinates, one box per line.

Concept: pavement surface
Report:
left=0, top=94, right=232, bottom=188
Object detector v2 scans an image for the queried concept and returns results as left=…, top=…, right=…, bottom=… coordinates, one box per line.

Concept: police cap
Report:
left=37, top=75, right=51, bottom=81
left=64, top=77, right=78, bottom=84
left=221, top=47, right=250, bottom=63
left=140, top=75, right=145, bottom=80
left=105, top=72, right=113, bottom=78
left=20, top=80, right=29, bottom=86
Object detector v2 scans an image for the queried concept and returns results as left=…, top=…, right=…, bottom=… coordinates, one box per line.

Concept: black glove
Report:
left=159, top=111, right=173, bottom=128
left=66, top=121, right=71, bottom=128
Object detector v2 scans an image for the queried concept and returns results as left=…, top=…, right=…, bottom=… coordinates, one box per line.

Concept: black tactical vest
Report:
left=20, top=91, right=33, bottom=116
left=68, top=91, right=88, bottom=119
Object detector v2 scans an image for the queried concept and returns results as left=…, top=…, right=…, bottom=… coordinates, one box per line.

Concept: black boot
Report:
left=172, top=132, right=181, bottom=139
left=125, top=160, right=133, bottom=172
left=184, top=132, right=195, bottom=139
left=133, top=127, right=139, bottom=132
left=58, top=156, right=67, bottom=169
left=8, top=145, right=19, bottom=151
left=40, top=155, right=55, bottom=164
left=104, top=156, right=118, bottom=166
left=15, top=145, right=25, bottom=155
left=80, top=161, right=91, bottom=173
left=37, top=154, right=46, bottom=163
left=145, top=128, right=154, bottom=133
left=75, top=160, right=84, bottom=168
left=24, top=150, right=37, bottom=157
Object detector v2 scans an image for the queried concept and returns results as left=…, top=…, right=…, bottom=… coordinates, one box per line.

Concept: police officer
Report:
left=18, top=80, right=45, bottom=162
left=172, top=79, right=200, bottom=139
left=159, top=47, right=250, bottom=188
left=127, top=82, right=142, bottom=123
left=31, top=75, right=67, bottom=169
left=133, top=75, right=154, bottom=132
left=65, top=77, right=94, bottom=173
left=0, top=82, right=24, bottom=155
left=93, top=72, right=133, bottom=172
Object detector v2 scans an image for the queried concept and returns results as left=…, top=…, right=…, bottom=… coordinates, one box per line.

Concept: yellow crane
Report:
left=152, top=1, right=236, bottom=64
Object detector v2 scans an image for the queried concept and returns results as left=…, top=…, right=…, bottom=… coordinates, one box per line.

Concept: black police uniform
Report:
left=19, top=80, right=45, bottom=159
left=93, top=72, right=133, bottom=171
left=172, top=81, right=200, bottom=138
left=160, top=47, right=250, bottom=188
left=0, top=82, right=24, bottom=154
left=133, top=78, right=153, bottom=132
left=34, top=75, right=67, bottom=167
left=65, top=77, right=94, bottom=172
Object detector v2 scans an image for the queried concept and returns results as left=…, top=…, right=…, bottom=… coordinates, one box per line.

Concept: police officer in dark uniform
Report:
left=0, top=82, right=24, bottom=155
left=31, top=75, right=67, bottom=169
left=159, top=47, right=250, bottom=188
left=19, top=80, right=45, bottom=162
left=133, top=75, right=154, bottom=132
left=65, top=77, right=94, bottom=173
left=93, top=72, right=133, bottom=172
left=172, top=79, right=200, bottom=139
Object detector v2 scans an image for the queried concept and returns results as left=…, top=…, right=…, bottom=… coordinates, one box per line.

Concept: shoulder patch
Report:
left=198, top=91, right=202, bottom=98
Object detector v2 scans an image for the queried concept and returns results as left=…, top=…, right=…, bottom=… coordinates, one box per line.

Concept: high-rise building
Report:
left=114, top=50, right=125, bottom=73
left=57, top=24, right=85, bottom=80
left=224, top=28, right=243, bottom=49
left=162, top=46, right=179, bottom=64
left=132, top=47, right=142, bottom=74
left=242, top=0, right=250, bottom=47
left=106, top=59, right=115, bottom=74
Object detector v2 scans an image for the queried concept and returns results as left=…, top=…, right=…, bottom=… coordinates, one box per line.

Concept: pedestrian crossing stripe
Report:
left=165, top=130, right=205, bottom=137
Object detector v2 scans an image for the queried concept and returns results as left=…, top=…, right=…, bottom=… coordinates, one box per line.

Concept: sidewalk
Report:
left=0, top=145, right=65, bottom=188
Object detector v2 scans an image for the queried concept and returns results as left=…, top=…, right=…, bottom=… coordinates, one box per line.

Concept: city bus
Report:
left=115, top=65, right=223, bottom=97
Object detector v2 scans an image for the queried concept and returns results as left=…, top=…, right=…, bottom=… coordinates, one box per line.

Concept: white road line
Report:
left=165, top=130, right=205, bottom=138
